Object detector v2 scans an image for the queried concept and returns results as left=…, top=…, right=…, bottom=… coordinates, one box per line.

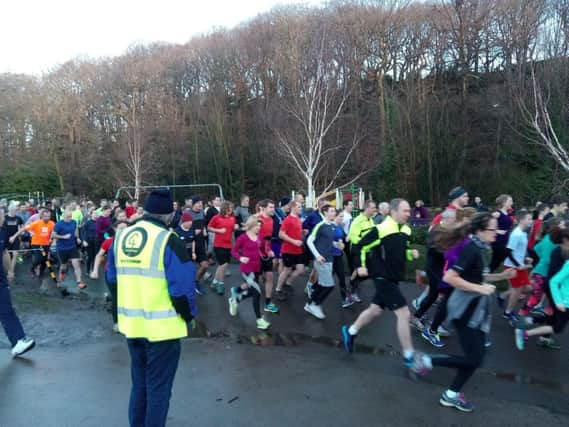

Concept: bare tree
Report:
left=273, top=25, right=366, bottom=206
left=519, top=66, right=569, bottom=171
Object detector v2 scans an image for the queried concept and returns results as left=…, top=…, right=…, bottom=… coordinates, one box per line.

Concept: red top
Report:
left=101, top=237, right=114, bottom=270
left=528, top=218, right=542, bottom=250
left=431, top=204, right=458, bottom=227
left=259, top=214, right=273, bottom=240
left=280, top=215, right=303, bottom=255
left=209, top=214, right=236, bottom=249
left=125, top=206, right=136, bottom=218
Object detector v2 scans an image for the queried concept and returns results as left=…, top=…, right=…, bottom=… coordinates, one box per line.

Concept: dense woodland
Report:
left=1, top=0, right=569, bottom=205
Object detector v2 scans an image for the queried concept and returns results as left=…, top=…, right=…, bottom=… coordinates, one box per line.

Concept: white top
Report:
left=342, top=211, right=352, bottom=235
left=504, top=226, right=528, bottom=268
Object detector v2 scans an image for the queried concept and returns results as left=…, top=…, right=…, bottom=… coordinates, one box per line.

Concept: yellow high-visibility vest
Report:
left=114, top=220, right=187, bottom=342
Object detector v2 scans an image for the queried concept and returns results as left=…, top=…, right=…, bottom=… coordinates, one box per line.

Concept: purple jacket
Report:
left=96, top=215, right=112, bottom=242
left=440, top=237, right=471, bottom=289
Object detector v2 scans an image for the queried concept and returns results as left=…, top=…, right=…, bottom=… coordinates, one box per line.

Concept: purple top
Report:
left=495, top=210, right=513, bottom=245
left=96, top=215, right=112, bottom=242
left=440, top=236, right=471, bottom=289
left=232, top=233, right=262, bottom=274
left=412, top=206, right=429, bottom=220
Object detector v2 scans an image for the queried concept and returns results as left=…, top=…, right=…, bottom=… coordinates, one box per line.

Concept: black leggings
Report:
left=237, top=273, right=261, bottom=318
left=309, top=284, right=334, bottom=305
left=333, top=255, right=348, bottom=299
left=106, top=278, right=118, bottom=323
left=429, top=288, right=454, bottom=332
left=85, top=239, right=97, bottom=273
left=431, top=320, right=486, bottom=392
left=31, top=245, right=49, bottom=275
left=490, top=244, right=508, bottom=272
left=415, top=277, right=440, bottom=319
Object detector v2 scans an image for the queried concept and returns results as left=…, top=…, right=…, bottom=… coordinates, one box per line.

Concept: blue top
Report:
left=332, top=224, right=346, bottom=257
left=107, top=222, right=197, bottom=317
left=0, top=227, right=8, bottom=287
left=81, top=219, right=97, bottom=242
left=303, top=210, right=323, bottom=234
left=307, top=221, right=336, bottom=262
left=54, top=220, right=78, bottom=251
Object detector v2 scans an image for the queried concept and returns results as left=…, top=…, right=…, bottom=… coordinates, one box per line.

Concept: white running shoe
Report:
left=437, top=325, right=451, bottom=337
left=304, top=302, right=326, bottom=319
left=12, top=337, right=35, bottom=357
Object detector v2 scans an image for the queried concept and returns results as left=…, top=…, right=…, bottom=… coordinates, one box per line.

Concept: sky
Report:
left=1, top=0, right=323, bottom=75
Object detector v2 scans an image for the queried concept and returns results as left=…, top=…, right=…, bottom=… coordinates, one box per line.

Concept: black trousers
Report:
left=430, top=320, right=486, bottom=392
left=333, top=255, right=348, bottom=299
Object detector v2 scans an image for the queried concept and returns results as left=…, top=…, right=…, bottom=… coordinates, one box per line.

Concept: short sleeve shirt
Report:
left=280, top=215, right=303, bottom=255
left=25, top=220, right=55, bottom=246
left=504, top=227, right=528, bottom=268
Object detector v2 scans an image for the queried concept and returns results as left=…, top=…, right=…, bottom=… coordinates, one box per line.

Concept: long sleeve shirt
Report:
left=550, top=260, right=569, bottom=308
left=107, top=218, right=197, bottom=321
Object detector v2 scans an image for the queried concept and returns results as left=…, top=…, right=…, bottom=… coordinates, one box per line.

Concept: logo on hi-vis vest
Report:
left=122, top=228, right=148, bottom=257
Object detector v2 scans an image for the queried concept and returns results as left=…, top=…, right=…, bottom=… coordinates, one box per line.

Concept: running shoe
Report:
left=225, top=270, right=231, bottom=277
left=228, top=297, right=238, bottom=317
left=411, top=298, right=420, bottom=311
left=264, top=303, right=279, bottom=313
left=407, top=351, right=432, bottom=380
left=351, top=293, right=362, bottom=303
left=341, top=296, right=355, bottom=308
left=77, top=281, right=87, bottom=289
left=209, top=280, right=217, bottom=290
left=415, top=270, right=426, bottom=286
left=276, top=289, right=287, bottom=301
left=484, top=339, right=492, bottom=348
left=203, top=272, right=213, bottom=282
left=502, top=311, right=519, bottom=326
left=437, top=325, right=451, bottom=337
left=58, top=272, right=66, bottom=283
left=440, top=392, right=474, bottom=412
left=537, top=336, right=561, bottom=349
left=195, top=283, right=205, bottom=296
left=215, top=282, right=225, bottom=295
left=410, top=316, right=426, bottom=331
left=421, top=329, right=444, bottom=348
left=342, top=325, right=355, bottom=353
left=515, top=329, right=526, bottom=351
left=256, top=317, right=270, bottom=330
left=304, top=302, right=325, bottom=319
left=11, top=337, right=35, bottom=357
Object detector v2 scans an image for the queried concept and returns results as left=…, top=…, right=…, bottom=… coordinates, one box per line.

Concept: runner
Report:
left=207, top=201, right=237, bottom=295
left=346, top=200, right=377, bottom=302
left=96, top=206, right=113, bottom=252
left=428, top=212, right=502, bottom=412
left=234, top=194, right=251, bottom=239
left=4, top=205, right=23, bottom=281
left=490, top=194, right=514, bottom=272
left=431, top=186, right=469, bottom=227
left=410, top=208, right=457, bottom=335
left=333, top=209, right=352, bottom=308
left=516, top=227, right=569, bottom=350
left=0, top=210, right=35, bottom=357
left=502, top=210, right=533, bottom=324
left=10, top=209, right=55, bottom=278
left=205, top=195, right=222, bottom=262
left=342, top=199, right=430, bottom=377
left=305, top=204, right=337, bottom=319
left=302, top=199, right=326, bottom=296
left=519, top=218, right=565, bottom=317
left=229, top=216, right=271, bottom=330
left=53, top=208, right=87, bottom=289
left=275, top=200, right=304, bottom=301
left=81, top=209, right=98, bottom=274
left=543, top=195, right=568, bottom=222
left=528, top=203, right=550, bottom=254
left=189, top=197, right=212, bottom=289
left=258, top=199, right=279, bottom=313
left=373, top=202, right=389, bottom=224
left=90, top=220, right=129, bottom=331
left=272, top=197, right=290, bottom=276
left=175, top=212, right=203, bottom=295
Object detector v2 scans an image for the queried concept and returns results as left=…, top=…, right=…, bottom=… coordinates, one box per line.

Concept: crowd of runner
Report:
left=1, top=188, right=569, bottom=413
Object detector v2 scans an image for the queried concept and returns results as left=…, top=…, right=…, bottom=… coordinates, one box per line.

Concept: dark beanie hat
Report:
left=191, top=195, right=202, bottom=205
left=144, top=189, right=174, bottom=214
left=280, top=196, right=291, bottom=207
left=448, top=186, right=467, bottom=201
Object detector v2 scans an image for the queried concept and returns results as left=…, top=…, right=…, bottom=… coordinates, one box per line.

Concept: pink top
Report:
left=231, top=233, right=262, bottom=274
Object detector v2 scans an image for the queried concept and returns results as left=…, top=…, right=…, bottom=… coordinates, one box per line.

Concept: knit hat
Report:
left=191, top=195, right=202, bottom=205
left=280, top=196, right=291, bottom=207
left=144, top=189, right=174, bottom=214
left=448, top=186, right=467, bottom=201
left=181, top=212, right=193, bottom=223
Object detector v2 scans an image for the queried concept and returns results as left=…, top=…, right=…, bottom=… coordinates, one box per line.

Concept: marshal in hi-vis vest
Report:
left=114, top=220, right=187, bottom=342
